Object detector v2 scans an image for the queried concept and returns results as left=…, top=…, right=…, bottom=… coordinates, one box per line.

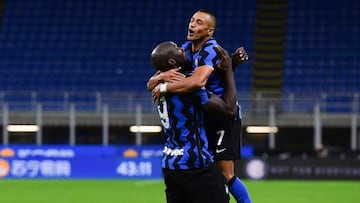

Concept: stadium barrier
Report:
left=237, top=156, right=360, bottom=180
left=0, top=145, right=253, bottom=179
left=0, top=145, right=163, bottom=179
left=2, top=145, right=360, bottom=180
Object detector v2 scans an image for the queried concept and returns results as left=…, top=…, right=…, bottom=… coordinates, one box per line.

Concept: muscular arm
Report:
left=151, top=65, right=213, bottom=100
left=221, top=68, right=238, bottom=118
left=147, top=71, right=161, bottom=91
left=151, top=66, right=234, bottom=118
left=166, top=65, right=212, bottom=93
left=146, top=67, right=185, bottom=91
left=215, top=45, right=238, bottom=118
left=203, top=94, right=235, bottom=118
left=193, top=88, right=236, bottom=118
left=213, top=46, right=248, bottom=118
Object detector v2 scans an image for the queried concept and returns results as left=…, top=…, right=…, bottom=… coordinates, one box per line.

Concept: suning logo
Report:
left=163, top=146, right=184, bottom=156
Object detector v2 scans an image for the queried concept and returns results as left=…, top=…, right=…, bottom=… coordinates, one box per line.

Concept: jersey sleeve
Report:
left=197, top=45, right=220, bottom=68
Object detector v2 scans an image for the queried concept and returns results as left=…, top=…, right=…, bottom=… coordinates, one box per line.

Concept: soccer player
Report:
left=150, top=41, right=230, bottom=203
left=149, top=9, right=251, bottom=203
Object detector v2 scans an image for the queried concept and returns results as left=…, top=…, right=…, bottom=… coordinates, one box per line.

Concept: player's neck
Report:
left=191, top=37, right=210, bottom=52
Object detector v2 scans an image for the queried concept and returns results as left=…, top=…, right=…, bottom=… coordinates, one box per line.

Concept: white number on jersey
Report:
left=157, top=96, right=170, bottom=129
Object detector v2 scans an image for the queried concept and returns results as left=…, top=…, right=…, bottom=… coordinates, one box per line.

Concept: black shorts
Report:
left=206, top=118, right=242, bottom=161
left=162, top=164, right=229, bottom=203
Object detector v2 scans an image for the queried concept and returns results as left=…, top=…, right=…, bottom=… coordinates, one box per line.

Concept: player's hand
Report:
left=214, top=45, right=232, bottom=71
left=159, top=67, right=185, bottom=83
left=231, top=47, right=248, bottom=69
left=151, top=84, right=161, bottom=103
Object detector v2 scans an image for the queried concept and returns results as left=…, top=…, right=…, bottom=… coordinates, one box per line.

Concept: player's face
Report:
left=187, top=12, right=214, bottom=41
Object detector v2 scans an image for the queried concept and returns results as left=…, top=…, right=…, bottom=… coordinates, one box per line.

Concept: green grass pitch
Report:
left=1, top=179, right=359, bottom=203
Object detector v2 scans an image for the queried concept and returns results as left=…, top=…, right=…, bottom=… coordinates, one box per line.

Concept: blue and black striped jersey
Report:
left=182, top=38, right=225, bottom=98
left=157, top=91, right=213, bottom=170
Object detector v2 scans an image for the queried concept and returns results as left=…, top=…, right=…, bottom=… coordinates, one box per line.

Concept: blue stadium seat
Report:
left=0, top=0, right=358, bottom=112
left=0, top=0, right=255, bottom=94
left=284, top=0, right=359, bottom=112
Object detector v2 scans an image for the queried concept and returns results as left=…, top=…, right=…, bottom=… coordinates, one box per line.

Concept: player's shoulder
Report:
left=202, top=38, right=219, bottom=53
left=181, top=41, right=192, bottom=50
left=206, top=38, right=218, bottom=46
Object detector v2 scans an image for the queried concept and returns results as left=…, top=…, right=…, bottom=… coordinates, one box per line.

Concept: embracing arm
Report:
left=166, top=65, right=212, bottom=93
left=194, top=89, right=237, bottom=118
left=146, top=67, right=185, bottom=91
left=203, top=94, right=235, bottom=118
left=222, top=67, right=238, bottom=118
left=147, top=71, right=161, bottom=91
left=151, top=65, right=213, bottom=100
left=215, top=45, right=238, bottom=118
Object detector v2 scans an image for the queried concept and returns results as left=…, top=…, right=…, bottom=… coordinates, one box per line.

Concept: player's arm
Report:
left=166, top=65, right=212, bottom=93
left=195, top=89, right=237, bottom=118
left=204, top=93, right=235, bottom=118
left=147, top=71, right=161, bottom=91
left=151, top=65, right=213, bottom=100
left=215, top=45, right=239, bottom=118
left=146, top=67, right=185, bottom=91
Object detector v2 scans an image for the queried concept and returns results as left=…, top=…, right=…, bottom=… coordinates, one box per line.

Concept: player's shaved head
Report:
left=151, top=41, right=187, bottom=72
left=197, top=9, right=216, bottom=28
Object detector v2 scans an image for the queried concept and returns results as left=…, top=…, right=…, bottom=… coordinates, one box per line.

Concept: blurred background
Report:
left=0, top=0, right=359, bottom=180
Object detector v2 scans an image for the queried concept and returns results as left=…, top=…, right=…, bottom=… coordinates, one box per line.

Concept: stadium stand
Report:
left=284, top=0, right=359, bottom=112
left=0, top=0, right=253, bottom=91
left=0, top=0, right=255, bottom=113
left=0, top=0, right=358, bottom=113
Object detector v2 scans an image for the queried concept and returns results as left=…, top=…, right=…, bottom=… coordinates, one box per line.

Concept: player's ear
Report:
left=168, top=58, right=176, bottom=66
left=207, top=28, right=215, bottom=36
